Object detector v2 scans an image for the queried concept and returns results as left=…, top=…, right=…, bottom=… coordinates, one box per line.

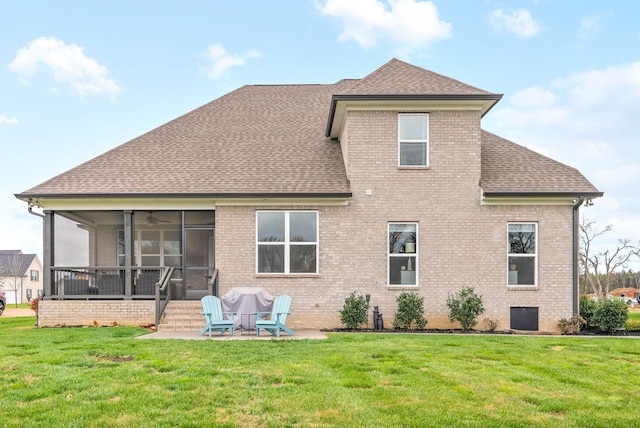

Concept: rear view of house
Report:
left=16, top=59, right=601, bottom=332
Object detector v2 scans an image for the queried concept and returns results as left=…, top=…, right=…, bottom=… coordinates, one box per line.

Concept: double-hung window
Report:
left=398, top=113, right=428, bottom=166
left=30, top=269, right=39, bottom=282
left=388, top=223, right=418, bottom=286
left=257, top=211, right=318, bottom=274
left=507, top=223, right=537, bottom=286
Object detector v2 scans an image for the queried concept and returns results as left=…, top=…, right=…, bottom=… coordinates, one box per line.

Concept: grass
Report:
left=1, top=317, right=640, bottom=427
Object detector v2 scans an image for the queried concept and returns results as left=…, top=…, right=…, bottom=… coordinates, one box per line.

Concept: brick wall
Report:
left=38, top=300, right=155, bottom=327
left=215, top=109, right=574, bottom=333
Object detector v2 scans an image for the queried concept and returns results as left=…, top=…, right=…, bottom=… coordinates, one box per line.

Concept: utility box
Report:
left=510, top=306, right=539, bottom=331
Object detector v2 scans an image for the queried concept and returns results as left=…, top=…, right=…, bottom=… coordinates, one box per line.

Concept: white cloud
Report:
left=201, top=43, right=261, bottom=79
left=0, top=115, right=19, bottom=125
left=318, top=0, right=451, bottom=55
left=486, top=61, right=640, bottom=265
left=489, top=9, right=540, bottom=38
left=9, top=36, right=121, bottom=99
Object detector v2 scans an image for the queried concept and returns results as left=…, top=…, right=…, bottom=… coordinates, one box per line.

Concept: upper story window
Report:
left=398, top=113, right=429, bottom=167
left=30, top=269, right=39, bottom=282
left=507, top=223, right=537, bottom=287
left=257, top=211, right=318, bottom=274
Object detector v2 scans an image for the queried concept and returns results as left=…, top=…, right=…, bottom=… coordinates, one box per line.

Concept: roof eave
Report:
left=326, top=94, right=503, bottom=138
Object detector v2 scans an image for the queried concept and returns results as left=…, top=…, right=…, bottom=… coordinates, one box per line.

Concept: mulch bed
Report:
left=323, top=328, right=640, bottom=336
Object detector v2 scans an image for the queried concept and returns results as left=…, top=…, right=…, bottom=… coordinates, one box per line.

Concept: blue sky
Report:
left=1, top=0, right=639, bottom=268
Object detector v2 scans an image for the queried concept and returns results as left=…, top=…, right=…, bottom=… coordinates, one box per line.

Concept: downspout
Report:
left=28, top=201, right=45, bottom=219
left=572, top=197, right=585, bottom=315
left=27, top=201, right=47, bottom=300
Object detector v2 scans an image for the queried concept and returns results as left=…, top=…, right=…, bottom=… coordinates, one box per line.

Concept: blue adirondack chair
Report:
left=255, top=294, right=294, bottom=337
left=200, top=295, right=236, bottom=337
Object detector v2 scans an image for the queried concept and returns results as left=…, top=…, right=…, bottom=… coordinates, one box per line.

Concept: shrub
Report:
left=339, top=292, right=369, bottom=329
left=393, top=292, right=427, bottom=330
left=558, top=315, right=586, bottom=335
left=624, top=319, right=640, bottom=331
left=483, top=317, right=501, bottom=332
left=579, top=296, right=598, bottom=328
left=593, top=298, right=628, bottom=332
left=446, top=287, right=485, bottom=331
left=30, top=297, right=39, bottom=316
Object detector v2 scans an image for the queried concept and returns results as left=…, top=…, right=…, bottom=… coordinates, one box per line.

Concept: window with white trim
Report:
left=257, top=211, right=318, bottom=274
left=507, top=223, right=537, bottom=286
left=388, top=223, right=418, bottom=286
left=30, top=269, right=39, bottom=282
left=118, top=230, right=182, bottom=267
left=398, top=113, right=428, bottom=166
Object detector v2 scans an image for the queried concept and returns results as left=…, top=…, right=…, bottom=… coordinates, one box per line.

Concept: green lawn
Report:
left=1, top=316, right=639, bottom=427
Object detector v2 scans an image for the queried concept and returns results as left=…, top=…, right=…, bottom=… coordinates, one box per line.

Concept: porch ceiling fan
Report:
left=145, top=211, right=171, bottom=226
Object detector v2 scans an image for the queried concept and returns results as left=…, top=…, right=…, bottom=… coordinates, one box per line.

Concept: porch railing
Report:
left=50, top=266, right=172, bottom=299
left=155, top=267, right=175, bottom=329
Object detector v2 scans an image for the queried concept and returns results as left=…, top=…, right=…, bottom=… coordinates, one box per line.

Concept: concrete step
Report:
left=159, top=300, right=204, bottom=331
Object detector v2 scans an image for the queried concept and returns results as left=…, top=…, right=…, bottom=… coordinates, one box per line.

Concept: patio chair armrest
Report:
left=254, top=311, right=271, bottom=320
left=274, top=311, right=290, bottom=322
left=222, top=311, right=236, bottom=319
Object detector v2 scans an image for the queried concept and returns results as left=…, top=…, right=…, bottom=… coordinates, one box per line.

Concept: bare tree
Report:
left=579, top=216, right=640, bottom=298
left=3, top=251, right=27, bottom=308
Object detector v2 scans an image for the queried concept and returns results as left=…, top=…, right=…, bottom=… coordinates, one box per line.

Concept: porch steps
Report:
left=158, top=301, right=204, bottom=332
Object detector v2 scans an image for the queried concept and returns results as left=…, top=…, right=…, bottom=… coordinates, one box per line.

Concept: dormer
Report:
left=326, top=59, right=502, bottom=140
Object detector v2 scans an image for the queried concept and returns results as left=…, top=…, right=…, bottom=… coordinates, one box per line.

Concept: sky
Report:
left=1, top=0, right=639, bottom=269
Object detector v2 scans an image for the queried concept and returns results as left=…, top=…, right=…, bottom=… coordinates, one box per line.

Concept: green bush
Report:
left=579, top=295, right=598, bottom=328
left=558, top=315, right=586, bottom=335
left=393, top=292, right=427, bottom=330
left=593, top=298, right=628, bottom=332
left=339, top=292, right=369, bottom=329
left=624, top=319, right=640, bottom=331
left=446, top=287, right=485, bottom=331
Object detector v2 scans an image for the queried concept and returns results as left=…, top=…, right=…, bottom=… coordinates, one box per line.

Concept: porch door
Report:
left=184, top=227, right=215, bottom=300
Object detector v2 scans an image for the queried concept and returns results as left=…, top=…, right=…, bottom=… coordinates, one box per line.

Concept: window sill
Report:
left=387, top=285, right=419, bottom=290
left=398, top=166, right=430, bottom=170
left=507, top=286, right=538, bottom=291
left=256, top=273, right=320, bottom=279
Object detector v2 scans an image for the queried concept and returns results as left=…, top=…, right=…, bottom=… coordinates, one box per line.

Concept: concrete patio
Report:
left=136, top=328, right=327, bottom=340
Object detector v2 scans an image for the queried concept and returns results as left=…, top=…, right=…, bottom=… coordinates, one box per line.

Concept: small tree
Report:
left=446, top=287, right=485, bottom=331
left=30, top=297, right=40, bottom=326
left=2, top=251, right=27, bottom=308
left=593, top=298, right=628, bottom=332
left=339, top=292, right=369, bottom=329
left=393, top=292, right=427, bottom=330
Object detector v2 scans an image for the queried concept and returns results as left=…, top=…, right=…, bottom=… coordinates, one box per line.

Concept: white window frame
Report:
left=507, top=222, right=538, bottom=287
left=388, top=222, right=419, bottom=287
left=256, top=211, right=319, bottom=274
left=118, top=229, right=183, bottom=267
left=398, top=113, right=429, bottom=167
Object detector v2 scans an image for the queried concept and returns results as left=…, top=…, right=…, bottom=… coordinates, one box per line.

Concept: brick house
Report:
left=15, top=59, right=601, bottom=332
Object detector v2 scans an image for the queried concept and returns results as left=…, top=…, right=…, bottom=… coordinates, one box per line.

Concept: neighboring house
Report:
left=609, top=287, right=640, bottom=302
left=15, top=59, right=602, bottom=332
left=0, top=250, right=43, bottom=304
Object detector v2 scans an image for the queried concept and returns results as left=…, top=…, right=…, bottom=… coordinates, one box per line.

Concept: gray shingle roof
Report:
left=21, top=80, right=355, bottom=197
left=480, top=130, right=601, bottom=196
left=17, top=59, right=601, bottom=200
left=343, top=58, right=493, bottom=95
left=0, top=250, right=36, bottom=277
